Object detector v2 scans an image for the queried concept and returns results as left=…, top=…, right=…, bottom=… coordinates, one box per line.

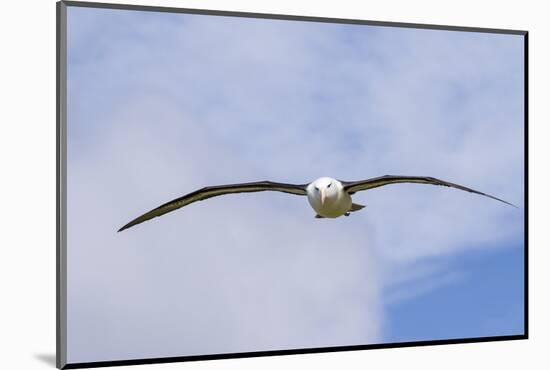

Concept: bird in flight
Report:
left=118, top=175, right=515, bottom=232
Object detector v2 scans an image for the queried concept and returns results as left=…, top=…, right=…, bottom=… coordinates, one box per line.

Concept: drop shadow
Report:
left=34, top=353, right=56, bottom=367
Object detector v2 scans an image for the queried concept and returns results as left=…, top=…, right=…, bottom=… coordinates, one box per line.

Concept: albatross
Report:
left=118, top=175, right=515, bottom=232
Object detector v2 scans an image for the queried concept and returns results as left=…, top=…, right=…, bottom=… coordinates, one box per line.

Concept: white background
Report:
left=0, top=0, right=546, bottom=369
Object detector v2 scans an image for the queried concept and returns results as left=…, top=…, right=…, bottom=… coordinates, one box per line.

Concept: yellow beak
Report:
left=320, top=189, right=326, bottom=205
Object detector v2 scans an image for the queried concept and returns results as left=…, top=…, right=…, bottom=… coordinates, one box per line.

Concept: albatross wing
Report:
left=118, top=181, right=308, bottom=232
left=340, top=175, right=516, bottom=207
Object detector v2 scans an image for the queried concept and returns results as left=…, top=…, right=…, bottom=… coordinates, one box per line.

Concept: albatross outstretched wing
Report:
left=340, top=175, right=516, bottom=207
left=118, top=181, right=308, bottom=232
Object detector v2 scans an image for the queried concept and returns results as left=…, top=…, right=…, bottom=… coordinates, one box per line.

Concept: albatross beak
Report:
left=320, top=189, right=326, bottom=205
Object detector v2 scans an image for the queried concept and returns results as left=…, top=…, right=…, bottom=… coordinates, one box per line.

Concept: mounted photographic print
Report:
left=57, top=1, right=528, bottom=368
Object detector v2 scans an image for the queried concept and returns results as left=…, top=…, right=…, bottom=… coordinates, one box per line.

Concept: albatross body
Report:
left=306, top=177, right=354, bottom=218
left=118, top=175, right=515, bottom=232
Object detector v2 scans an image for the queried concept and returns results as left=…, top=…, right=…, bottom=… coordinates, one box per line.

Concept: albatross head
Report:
left=307, top=177, right=341, bottom=206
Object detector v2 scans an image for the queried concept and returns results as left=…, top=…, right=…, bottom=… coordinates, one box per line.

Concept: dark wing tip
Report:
left=490, top=194, right=518, bottom=208
left=117, top=222, right=133, bottom=233
left=493, top=197, right=519, bottom=208
left=480, top=194, right=518, bottom=208
left=429, top=177, right=518, bottom=208
left=117, top=214, right=151, bottom=232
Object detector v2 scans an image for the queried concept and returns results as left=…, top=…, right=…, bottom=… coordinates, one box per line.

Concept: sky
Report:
left=65, top=6, right=525, bottom=364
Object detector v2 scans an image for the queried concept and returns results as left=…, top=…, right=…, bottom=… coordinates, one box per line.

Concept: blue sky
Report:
left=66, top=6, right=524, bottom=363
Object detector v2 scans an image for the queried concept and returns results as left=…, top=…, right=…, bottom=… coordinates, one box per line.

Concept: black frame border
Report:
left=56, top=1, right=529, bottom=369
left=57, top=2, right=68, bottom=368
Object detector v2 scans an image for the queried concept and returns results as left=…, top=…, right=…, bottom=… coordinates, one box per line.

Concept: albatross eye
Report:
left=314, top=186, right=319, bottom=191
left=327, top=183, right=332, bottom=188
